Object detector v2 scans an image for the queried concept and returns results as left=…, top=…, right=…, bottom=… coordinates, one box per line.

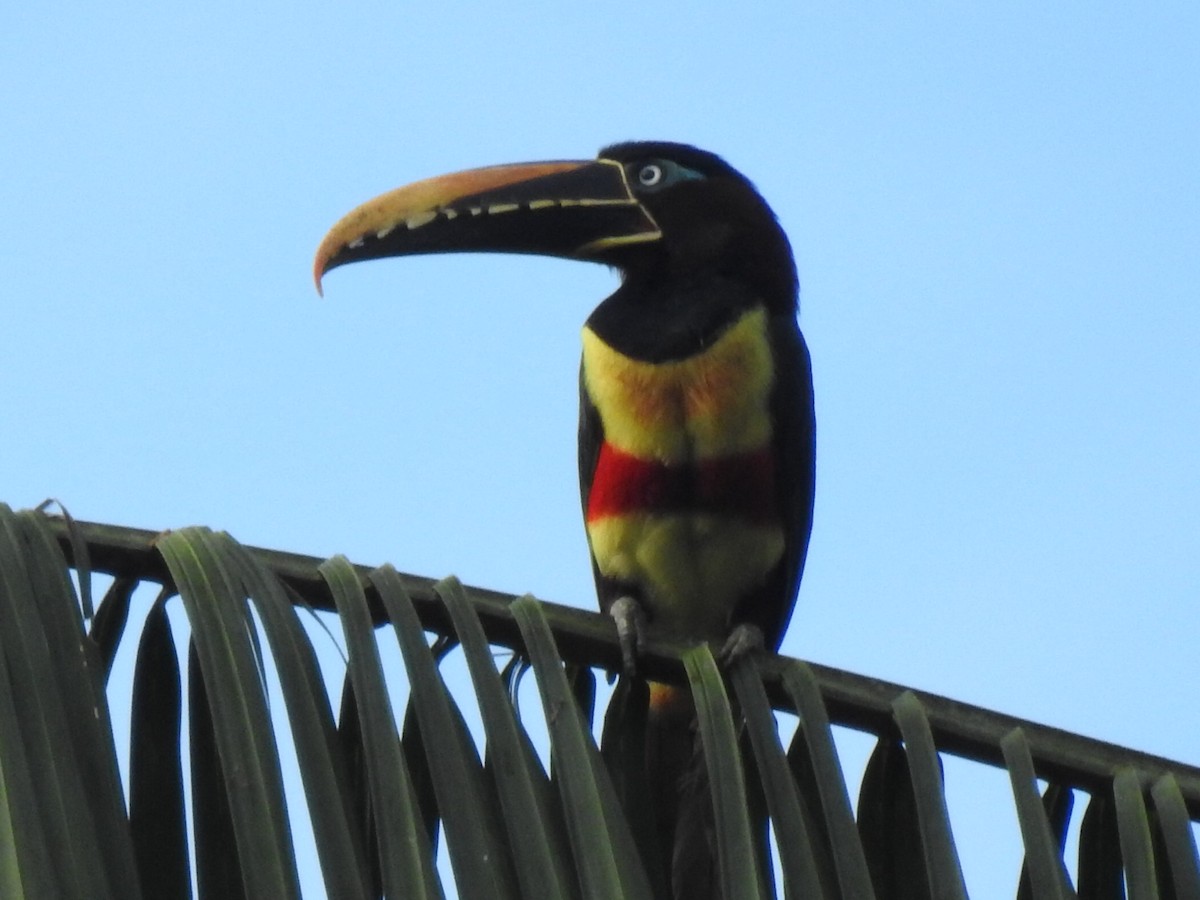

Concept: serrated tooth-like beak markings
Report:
left=313, top=157, right=661, bottom=294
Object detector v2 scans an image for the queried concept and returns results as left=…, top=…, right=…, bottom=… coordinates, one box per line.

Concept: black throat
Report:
left=585, top=274, right=768, bottom=363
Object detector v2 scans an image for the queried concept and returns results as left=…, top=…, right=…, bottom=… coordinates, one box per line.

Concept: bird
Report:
left=314, top=141, right=815, bottom=899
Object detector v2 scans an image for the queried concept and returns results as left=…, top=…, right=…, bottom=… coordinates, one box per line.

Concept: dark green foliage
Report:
left=129, top=597, right=188, bottom=900
left=858, top=738, right=932, bottom=899
left=1, top=506, right=1198, bottom=898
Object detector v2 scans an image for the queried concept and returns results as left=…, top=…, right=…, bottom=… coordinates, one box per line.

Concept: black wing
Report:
left=577, top=359, right=624, bottom=615
left=731, top=311, right=816, bottom=649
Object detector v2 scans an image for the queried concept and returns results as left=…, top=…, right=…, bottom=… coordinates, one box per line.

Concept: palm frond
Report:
left=1, top=504, right=1197, bottom=899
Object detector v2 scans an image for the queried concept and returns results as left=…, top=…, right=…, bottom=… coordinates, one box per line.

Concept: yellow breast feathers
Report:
left=580, top=307, right=775, bottom=462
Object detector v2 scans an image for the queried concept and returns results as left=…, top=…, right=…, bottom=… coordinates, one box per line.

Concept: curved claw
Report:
left=609, top=595, right=647, bottom=677
left=719, top=623, right=765, bottom=667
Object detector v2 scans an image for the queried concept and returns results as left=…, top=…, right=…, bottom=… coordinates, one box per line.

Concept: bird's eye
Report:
left=637, top=164, right=664, bottom=187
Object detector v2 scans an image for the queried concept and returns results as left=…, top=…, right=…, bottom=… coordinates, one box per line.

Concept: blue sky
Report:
left=4, top=3, right=1197, bottom=895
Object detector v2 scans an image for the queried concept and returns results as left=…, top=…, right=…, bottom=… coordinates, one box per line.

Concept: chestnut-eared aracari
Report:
left=314, top=142, right=815, bottom=899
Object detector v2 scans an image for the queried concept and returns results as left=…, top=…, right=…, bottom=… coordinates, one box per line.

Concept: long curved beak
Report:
left=313, top=158, right=661, bottom=295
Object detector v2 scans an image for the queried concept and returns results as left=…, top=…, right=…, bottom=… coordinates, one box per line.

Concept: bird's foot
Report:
left=609, top=595, right=647, bottom=677
left=719, top=623, right=765, bottom=667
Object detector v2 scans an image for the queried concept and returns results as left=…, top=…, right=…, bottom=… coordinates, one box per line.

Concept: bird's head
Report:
left=314, top=141, right=796, bottom=312
left=595, top=142, right=797, bottom=310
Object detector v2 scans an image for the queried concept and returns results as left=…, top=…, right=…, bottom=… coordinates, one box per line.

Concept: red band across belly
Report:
left=586, top=442, right=777, bottom=524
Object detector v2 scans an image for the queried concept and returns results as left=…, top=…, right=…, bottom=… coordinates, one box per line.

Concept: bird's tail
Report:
left=645, top=681, right=719, bottom=900
left=604, top=678, right=771, bottom=900
left=604, top=677, right=704, bottom=897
